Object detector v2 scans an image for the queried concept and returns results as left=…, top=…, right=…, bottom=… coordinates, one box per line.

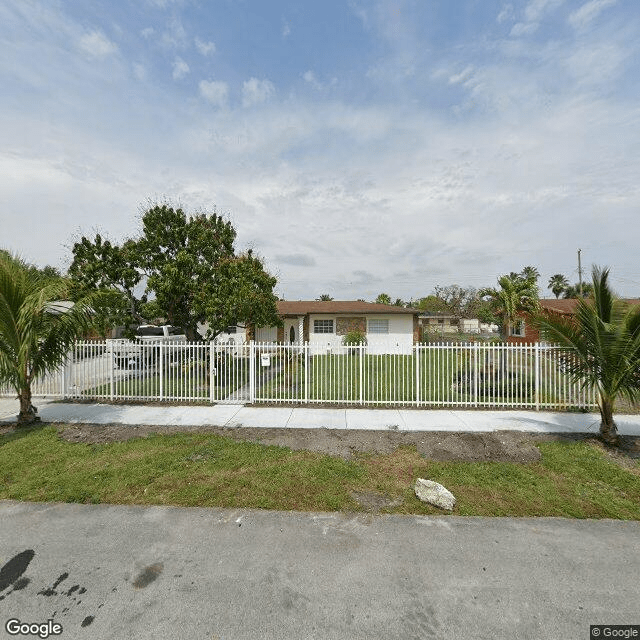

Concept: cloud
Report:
left=448, top=66, right=474, bottom=85
left=242, top=78, right=275, bottom=107
left=141, top=27, right=155, bottom=39
left=282, top=22, right=291, bottom=38
left=524, top=0, right=565, bottom=23
left=497, top=4, right=515, bottom=23
left=199, top=79, right=229, bottom=107
left=568, top=0, right=617, bottom=29
left=510, top=21, right=539, bottom=37
left=303, top=71, right=337, bottom=91
left=161, top=16, right=187, bottom=48
left=195, top=37, right=216, bottom=55
left=78, top=30, right=117, bottom=58
left=276, top=254, right=316, bottom=267
left=133, top=63, right=147, bottom=81
left=172, top=57, right=190, bottom=80
left=509, top=0, right=566, bottom=37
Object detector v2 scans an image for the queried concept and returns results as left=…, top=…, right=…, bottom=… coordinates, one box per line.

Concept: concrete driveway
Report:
left=1, top=501, right=638, bottom=639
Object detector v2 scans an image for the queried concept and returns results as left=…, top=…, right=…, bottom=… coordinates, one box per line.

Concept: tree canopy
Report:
left=375, top=293, right=391, bottom=305
left=548, top=274, right=569, bottom=299
left=480, top=270, right=539, bottom=335
left=69, top=203, right=280, bottom=340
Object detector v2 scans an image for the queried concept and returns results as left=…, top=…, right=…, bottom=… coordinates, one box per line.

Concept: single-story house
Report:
left=216, top=301, right=420, bottom=354
left=507, top=298, right=640, bottom=343
left=419, top=312, right=458, bottom=334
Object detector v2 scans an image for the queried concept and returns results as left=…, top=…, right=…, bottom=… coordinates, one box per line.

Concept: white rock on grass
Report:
left=414, top=478, right=456, bottom=511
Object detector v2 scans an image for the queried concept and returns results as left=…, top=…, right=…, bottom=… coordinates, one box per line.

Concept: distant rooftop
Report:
left=277, top=300, right=418, bottom=315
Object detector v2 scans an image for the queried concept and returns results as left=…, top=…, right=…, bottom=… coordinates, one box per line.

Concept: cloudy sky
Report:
left=1, top=0, right=638, bottom=300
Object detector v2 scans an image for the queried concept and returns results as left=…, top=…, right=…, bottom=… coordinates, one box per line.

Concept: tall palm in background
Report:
left=0, top=252, right=96, bottom=425
left=480, top=273, right=539, bottom=337
left=548, top=274, right=569, bottom=299
left=535, top=267, right=640, bottom=444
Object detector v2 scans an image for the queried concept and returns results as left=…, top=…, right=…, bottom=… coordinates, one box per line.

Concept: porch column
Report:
left=298, top=316, right=304, bottom=346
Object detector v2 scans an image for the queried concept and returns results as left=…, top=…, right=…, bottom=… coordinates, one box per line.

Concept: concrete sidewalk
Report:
left=2, top=397, right=640, bottom=434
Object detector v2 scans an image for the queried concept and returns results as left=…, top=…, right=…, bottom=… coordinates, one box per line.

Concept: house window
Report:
left=225, top=326, right=237, bottom=334
left=511, top=321, right=525, bottom=337
left=313, top=319, right=334, bottom=334
left=368, top=319, right=389, bottom=334
left=437, top=319, right=445, bottom=325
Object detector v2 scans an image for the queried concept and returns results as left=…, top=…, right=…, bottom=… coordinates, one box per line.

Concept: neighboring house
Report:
left=249, top=300, right=420, bottom=354
left=419, top=314, right=499, bottom=335
left=507, top=298, right=640, bottom=343
left=419, top=312, right=458, bottom=334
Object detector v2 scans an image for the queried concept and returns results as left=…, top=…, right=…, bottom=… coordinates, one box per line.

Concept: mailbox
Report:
left=261, top=354, right=271, bottom=367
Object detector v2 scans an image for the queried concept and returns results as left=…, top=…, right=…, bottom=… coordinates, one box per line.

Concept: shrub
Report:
left=341, top=330, right=367, bottom=346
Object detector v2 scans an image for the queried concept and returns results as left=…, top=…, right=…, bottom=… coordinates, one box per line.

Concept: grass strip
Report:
left=1, top=426, right=639, bottom=518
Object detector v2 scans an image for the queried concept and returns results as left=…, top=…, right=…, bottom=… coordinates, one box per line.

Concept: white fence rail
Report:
left=0, top=340, right=598, bottom=410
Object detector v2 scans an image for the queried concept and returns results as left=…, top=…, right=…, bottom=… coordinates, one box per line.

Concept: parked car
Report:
left=107, top=325, right=187, bottom=368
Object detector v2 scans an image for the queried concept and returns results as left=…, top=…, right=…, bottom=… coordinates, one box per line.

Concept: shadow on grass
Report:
left=0, top=421, right=50, bottom=447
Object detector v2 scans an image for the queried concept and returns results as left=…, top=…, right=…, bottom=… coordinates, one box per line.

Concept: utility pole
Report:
left=577, top=248, right=583, bottom=298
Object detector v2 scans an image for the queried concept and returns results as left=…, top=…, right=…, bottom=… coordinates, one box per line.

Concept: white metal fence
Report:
left=0, top=340, right=598, bottom=410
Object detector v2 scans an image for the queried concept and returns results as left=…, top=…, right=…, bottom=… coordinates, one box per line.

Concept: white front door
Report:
left=284, top=320, right=297, bottom=344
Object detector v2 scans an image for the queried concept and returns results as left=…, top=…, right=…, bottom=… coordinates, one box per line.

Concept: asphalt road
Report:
left=0, top=501, right=638, bottom=639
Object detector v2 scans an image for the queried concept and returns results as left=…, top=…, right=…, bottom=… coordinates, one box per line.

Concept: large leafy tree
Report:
left=0, top=252, right=96, bottom=425
left=535, top=267, right=640, bottom=444
left=548, top=274, right=569, bottom=299
left=480, top=271, right=539, bottom=336
left=69, top=203, right=280, bottom=340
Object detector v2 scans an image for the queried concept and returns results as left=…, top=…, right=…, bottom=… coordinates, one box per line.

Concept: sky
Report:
left=1, top=0, right=639, bottom=301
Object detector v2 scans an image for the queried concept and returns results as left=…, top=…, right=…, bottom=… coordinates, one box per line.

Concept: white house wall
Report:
left=309, top=314, right=414, bottom=355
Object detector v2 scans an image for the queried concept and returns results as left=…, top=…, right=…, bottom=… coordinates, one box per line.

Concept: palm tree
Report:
left=480, top=273, right=539, bottom=337
left=535, top=267, right=640, bottom=444
left=0, top=252, right=96, bottom=425
left=316, top=294, right=333, bottom=301
left=548, top=274, right=569, bottom=299
left=375, top=293, right=391, bottom=305
left=521, top=266, right=540, bottom=282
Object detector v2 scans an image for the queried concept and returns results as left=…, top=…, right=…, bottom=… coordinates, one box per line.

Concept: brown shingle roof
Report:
left=276, top=301, right=418, bottom=316
left=540, top=298, right=640, bottom=315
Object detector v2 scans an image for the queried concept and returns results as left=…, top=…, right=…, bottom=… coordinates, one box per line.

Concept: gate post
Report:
left=209, top=341, right=215, bottom=403
left=304, top=342, right=309, bottom=404
left=159, top=342, right=164, bottom=401
left=249, top=340, right=255, bottom=404
left=359, top=343, right=364, bottom=405
left=108, top=341, right=114, bottom=401
left=473, top=342, right=479, bottom=408
left=415, top=344, right=420, bottom=407
left=534, top=342, right=540, bottom=411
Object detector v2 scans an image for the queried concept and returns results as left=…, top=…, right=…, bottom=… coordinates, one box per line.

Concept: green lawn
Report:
left=256, top=351, right=583, bottom=407
left=1, top=426, right=638, bottom=518
left=85, top=358, right=249, bottom=401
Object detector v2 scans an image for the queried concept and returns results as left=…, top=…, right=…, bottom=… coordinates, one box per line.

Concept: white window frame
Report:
left=511, top=320, right=526, bottom=337
left=313, top=319, right=334, bottom=334
left=368, top=319, right=389, bottom=334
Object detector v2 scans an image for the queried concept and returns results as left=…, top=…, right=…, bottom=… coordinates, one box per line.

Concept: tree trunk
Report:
left=598, top=397, right=618, bottom=444
left=17, top=384, right=40, bottom=426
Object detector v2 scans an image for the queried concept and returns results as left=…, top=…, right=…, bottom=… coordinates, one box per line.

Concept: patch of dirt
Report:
left=51, top=422, right=554, bottom=462
left=349, top=491, right=404, bottom=512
